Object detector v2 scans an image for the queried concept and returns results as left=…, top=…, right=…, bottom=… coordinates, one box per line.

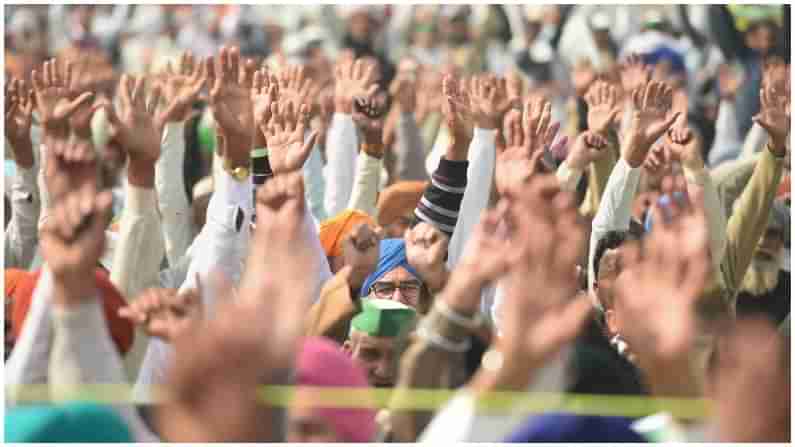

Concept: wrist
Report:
left=11, top=142, right=35, bottom=168
left=423, top=265, right=449, bottom=294
left=127, top=159, right=156, bottom=188
left=335, top=97, right=353, bottom=115
left=768, top=139, right=788, bottom=157
left=445, top=140, right=470, bottom=161
left=360, top=142, right=384, bottom=159
left=52, top=275, right=96, bottom=308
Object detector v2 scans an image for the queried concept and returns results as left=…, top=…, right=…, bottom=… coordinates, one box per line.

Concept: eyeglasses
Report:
left=370, top=281, right=422, bottom=299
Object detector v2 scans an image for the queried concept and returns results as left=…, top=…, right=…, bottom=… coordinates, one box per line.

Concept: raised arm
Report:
left=154, top=52, right=207, bottom=267
left=105, top=75, right=167, bottom=301
left=4, top=78, right=40, bottom=269
left=391, top=73, right=428, bottom=181
left=588, top=80, right=679, bottom=297
left=721, top=63, right=789, bottom=297
left=324, top=55, right=379, bottom=217
left=348, top=94, right=388, bottom=216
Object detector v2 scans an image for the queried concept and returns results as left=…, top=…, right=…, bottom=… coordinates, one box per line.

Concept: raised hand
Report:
left=262, top=101, right=318, bottom=174
left=441, top=73, right=474, bottom=159
left=156, top=52, right=206, bottom=128
left=5, top=78, right=35, bottom=168
left=584, top=79, right=621, bottom=137
left=209, top=46, right=255, bottom=165
left=754, top=59, right=790, bottom=155
left=342, top=222, right=381, bottom=290
left=622, top=80, right=679, bottom=167
left=619, top=54, right=651, bottom=96
left=566, top=131, right=609, bottom=170
left=495, top=97, right=560, bottom=195
left=572, top=59, right=597, bottom=97
left=278, top=65, right=319, bottom=112
left=483, top=176, right=591, bottom=390
left=389, top=75, right=417, bottom=113
left=352, top=94, right=388, bottom=155
left=39, top=184, right=113, bottom=304
left=334, top=55, right=379, bottom=114
left=119, top=285, right=203, bottom=342
left=250, top=67, right=278, bottom=149
left=31, top=58, right=94, bottom=137
left=405, top=222, right=450, bottom=293
left=612, top=205, right=710, bottom=394
left=466, top=74, right=503, bottom=130
left=106, top=74, right=162, bottom=163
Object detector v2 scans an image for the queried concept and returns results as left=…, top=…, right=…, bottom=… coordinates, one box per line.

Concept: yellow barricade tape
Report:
left=6, top=384, right=712, bottom=420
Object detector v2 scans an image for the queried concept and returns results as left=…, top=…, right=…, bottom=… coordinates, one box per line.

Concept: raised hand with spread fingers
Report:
left=251, top=66, right=278, bottom=149
left=208, top=46, right=255, bottom=167
left=584, top=79, right=621, bottom=137
left=31, top=58, right=94, bottom=138
left=754, top=59, right=790, bottom=156
left=334, top=55, right=379, bottom=114
left=262, top=101, right=318, bottom=175
left=5, top=78, right=35, bottom=168
left=622, top=80, right=679, bottom=168
left=441, top=73, right=474, bottom=160
left=155, top=51, right=207, bottom=130
left=106, top=75, right=163, bottom=187
left=495, top=97, right=560, bottom=195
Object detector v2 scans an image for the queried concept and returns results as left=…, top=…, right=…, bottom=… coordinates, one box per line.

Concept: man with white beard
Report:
left=735, top=198, right=790, bottom=325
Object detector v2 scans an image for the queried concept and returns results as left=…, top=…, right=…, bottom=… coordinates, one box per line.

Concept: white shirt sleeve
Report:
left=739, top=122, right=769, bottom=161
left=347, top=151, right=382, bottom=218
left=6, top=269, right=55, bottom=403
left=324, top=113, right=359, bottom=217
left=303, top=139, right=328, bottom=222
left=587, top=158, right=641, bottom=298
left=555, top=159, right=584, bottom=193
left=5, top=159, right=40, bottom=269
left=110, top=185, right=166, bottom=301
left=49, top=298, right=159, bottom=442
left=156, top=121, right=195, bottom=267
left=445, top=127, right=497, bottom=317
left=134, top=169, right=253, bottom=399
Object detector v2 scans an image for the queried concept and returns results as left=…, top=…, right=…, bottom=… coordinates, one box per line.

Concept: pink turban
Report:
left=295, top=337, right=377, bottom=442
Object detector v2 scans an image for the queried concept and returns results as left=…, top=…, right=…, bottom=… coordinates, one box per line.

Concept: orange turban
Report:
left=319, top=210, right=376, bottom=257
left=8, top=269, right=134, bottom=355
left=376, top=181, right=427, bottom=227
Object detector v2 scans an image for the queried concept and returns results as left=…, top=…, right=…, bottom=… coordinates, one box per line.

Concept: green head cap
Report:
left=351, top=298, right=417, bottom=338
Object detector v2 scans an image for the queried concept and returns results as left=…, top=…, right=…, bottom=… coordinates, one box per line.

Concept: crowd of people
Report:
left=4, top=4, right=791, bottom=443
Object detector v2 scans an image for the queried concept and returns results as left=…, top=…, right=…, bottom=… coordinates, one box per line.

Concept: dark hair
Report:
left=592, top=220, right=645, bottom=282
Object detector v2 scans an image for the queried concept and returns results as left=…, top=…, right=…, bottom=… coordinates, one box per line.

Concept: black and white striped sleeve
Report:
left=412, top=158, right=469, bottom=237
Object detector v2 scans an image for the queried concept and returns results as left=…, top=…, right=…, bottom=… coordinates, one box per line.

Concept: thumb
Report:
left=297, top=130, right=318, bottom=164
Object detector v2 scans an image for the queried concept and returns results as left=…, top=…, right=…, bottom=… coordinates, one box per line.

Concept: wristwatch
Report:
left=223, top=158, right=250, bottom=181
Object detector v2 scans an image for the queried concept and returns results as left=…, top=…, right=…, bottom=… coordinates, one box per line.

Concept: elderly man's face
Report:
left=343, top=330, right=399, bottom=387
left=372, top=266, right=422, bottom=309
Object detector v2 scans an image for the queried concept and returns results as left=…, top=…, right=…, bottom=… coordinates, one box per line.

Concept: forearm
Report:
left=684, top=166, right=727, bottom=269
left=156, top=121, right=194, bottom=267
left=723, top=147, right=785, bottom=293
left=302, top=140, right=328, bottom=222
left=556, top=159, right=584, bottom=192
left=395, top=112, right=429, bottom=181
left=347, top=151, right=382, bottom=217
left=324, top=113, right=359, bottom=217
left=5, top=163, right=41, bottom=269
left=50, top=298, right=159, bottom=442
left=110, top=185, right=166, bottom=300
left=413, top=158, right=469, bottom=238
left=390, top=307, right=471, bottom=442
